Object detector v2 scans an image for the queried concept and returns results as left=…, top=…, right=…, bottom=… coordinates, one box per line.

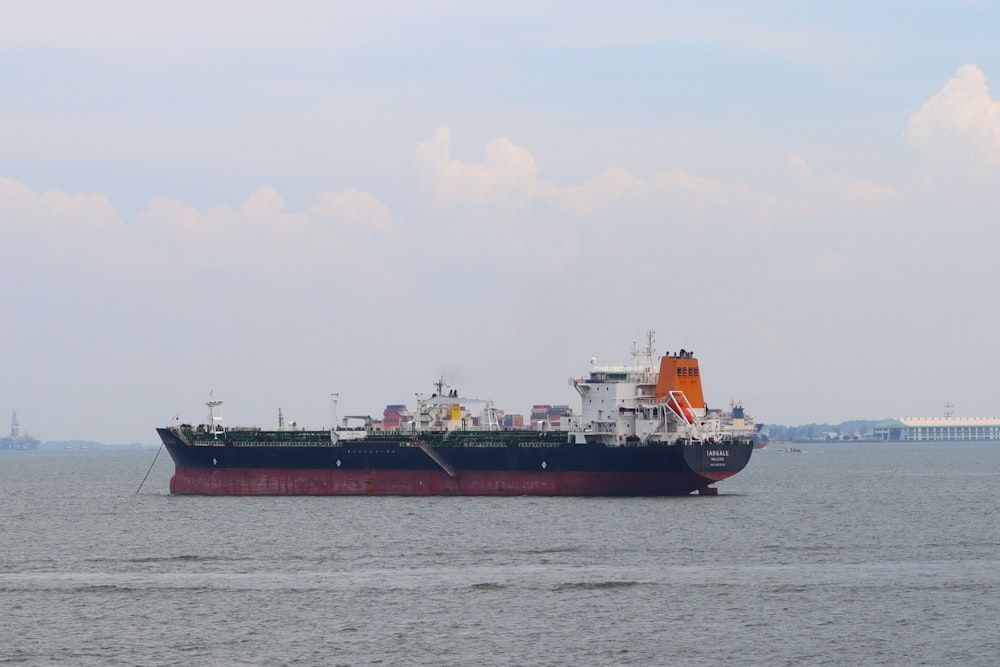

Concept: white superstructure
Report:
left=566, top=331, right=726, bottom=446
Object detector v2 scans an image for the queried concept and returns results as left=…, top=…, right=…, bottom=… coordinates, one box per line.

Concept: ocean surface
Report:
left=1, top=442, right=998, bottom=666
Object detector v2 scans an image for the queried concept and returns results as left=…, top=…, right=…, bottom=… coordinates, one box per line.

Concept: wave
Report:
left=467, top=582, right=508, bottom=591
left=89, top=555, right=256, bottom=565
left=552, top=580, right=642, bottom=591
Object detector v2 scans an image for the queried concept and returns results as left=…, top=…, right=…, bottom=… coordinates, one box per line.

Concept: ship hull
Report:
left=169, top=467, right=734, bottom=496
left=157, top=428, right=752, bottom=496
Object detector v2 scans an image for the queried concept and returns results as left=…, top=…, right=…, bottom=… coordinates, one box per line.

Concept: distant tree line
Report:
left=764, top=420, right=879, bottom=441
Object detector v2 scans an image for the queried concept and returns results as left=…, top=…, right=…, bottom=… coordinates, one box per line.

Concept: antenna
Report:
left=631, top=330, right=656, bottom=370
left=944, top=401, right=954, bottom=418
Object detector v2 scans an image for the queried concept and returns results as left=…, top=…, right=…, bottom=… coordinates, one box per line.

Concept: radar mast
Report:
left=206, top=391, right=224, bottom=438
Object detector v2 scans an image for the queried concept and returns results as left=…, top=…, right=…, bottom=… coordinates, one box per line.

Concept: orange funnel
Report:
left=654, top=356, right=705, bottom=408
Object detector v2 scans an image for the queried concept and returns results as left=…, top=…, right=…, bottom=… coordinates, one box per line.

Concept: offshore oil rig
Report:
left=0, top=412, right=41, bottom=450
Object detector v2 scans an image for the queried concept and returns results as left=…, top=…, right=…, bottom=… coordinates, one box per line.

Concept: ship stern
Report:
left=682, top=439, right=754, bottom=487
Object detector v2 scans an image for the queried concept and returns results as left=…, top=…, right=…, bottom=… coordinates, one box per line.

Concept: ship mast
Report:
left=329, top=393, right=340, bottom=443
left=206, top=391, right=224, bottom=438
left=630, top=330, right=656, bottom=370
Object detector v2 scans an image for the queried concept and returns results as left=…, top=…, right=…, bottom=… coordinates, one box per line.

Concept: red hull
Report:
left=170, top=466, right=734, bottom=496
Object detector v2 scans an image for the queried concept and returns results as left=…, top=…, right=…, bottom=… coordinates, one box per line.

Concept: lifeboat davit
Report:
left=667, top=395, right=695, bottom=424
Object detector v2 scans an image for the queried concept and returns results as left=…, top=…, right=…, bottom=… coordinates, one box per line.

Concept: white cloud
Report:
left=788, top=153, right=896, bottom=204
left=416, top=129, right=898, bottom=246
left=138, top=187, right=404, bottom=279
left=905, top=64, right=1000, bottom=166
left=312, top=190, right=402, bottom=241
left=417, top=127, right=766, bottom=229
left=1, top=177, right=403, bottom=285
left=0, top=176, right=136, bottom=270
left=416, top=128, right=539, bottom=208
left=540, top=167, right=640, bottom=216
left=416, top=127, right=639, bottom=215
left=640, top=168, right=785, bottom=234
left=0, top=177, right=121, bottom=234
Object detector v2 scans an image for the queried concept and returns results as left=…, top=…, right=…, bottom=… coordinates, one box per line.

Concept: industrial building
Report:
left=872, top=417, right=1000, bottom=441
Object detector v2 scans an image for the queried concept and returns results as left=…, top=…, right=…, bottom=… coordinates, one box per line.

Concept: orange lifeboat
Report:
left=667, top=394, right=695, bottom=425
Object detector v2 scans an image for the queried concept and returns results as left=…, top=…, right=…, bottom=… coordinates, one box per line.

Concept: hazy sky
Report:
left=3, top=2, right=1000, bottom=443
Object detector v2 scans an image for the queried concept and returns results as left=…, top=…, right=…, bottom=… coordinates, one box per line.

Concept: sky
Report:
left=3, top=1, right=1000, bottom=443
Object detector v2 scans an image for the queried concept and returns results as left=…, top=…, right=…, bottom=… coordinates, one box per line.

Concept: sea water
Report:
left=1, top=442, right=997, bottom=666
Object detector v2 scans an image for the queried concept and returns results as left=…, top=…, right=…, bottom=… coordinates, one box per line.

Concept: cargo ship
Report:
left=715, top=402, right=767, bottom=449
left=156, top=333, right=754, bottom=496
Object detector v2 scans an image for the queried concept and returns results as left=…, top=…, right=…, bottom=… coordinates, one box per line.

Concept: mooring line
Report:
left=135, top=443, right=164, bottom=495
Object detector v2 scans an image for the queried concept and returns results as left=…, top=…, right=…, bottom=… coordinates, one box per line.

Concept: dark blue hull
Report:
left=156, top=428, right=753, bottom=496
